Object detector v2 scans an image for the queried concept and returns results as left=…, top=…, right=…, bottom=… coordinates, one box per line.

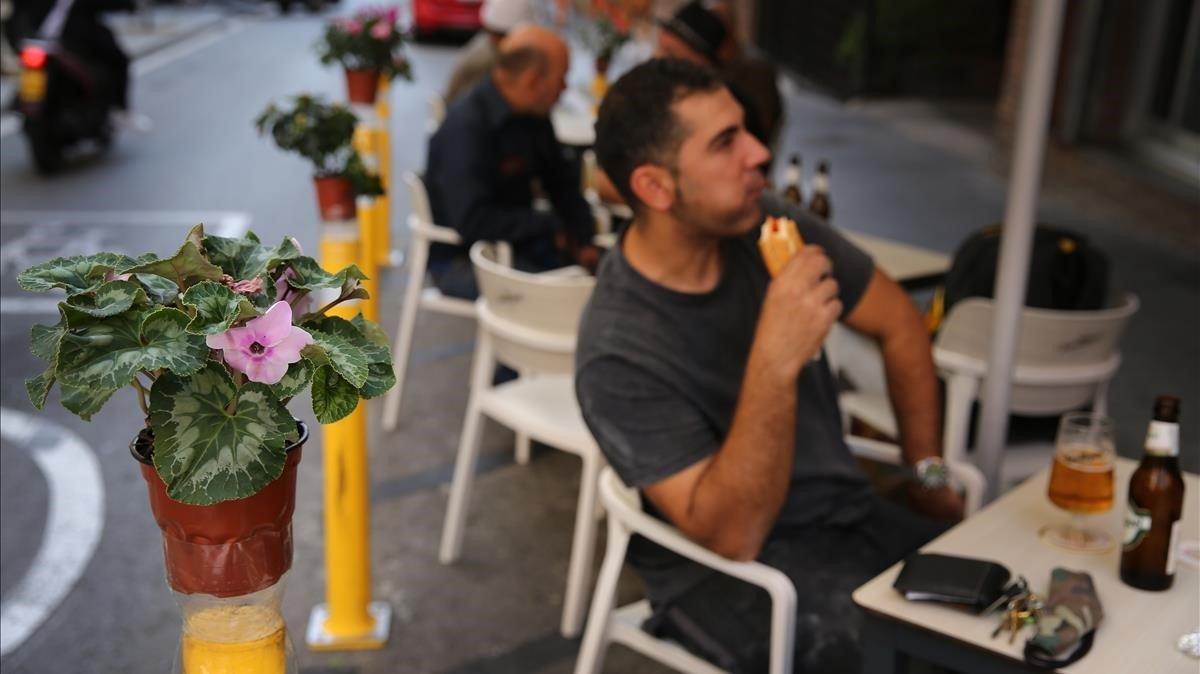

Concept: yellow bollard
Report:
left=305, top=219, right=391, bottom=651
left=372, top=77, right=393, bottom=268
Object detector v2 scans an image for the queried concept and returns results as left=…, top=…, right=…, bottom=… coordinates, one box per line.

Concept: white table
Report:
left=843, top=230, right=950, bottom=289
left=853, top=458, right=1200, bottom=674
left=551, top=87, right=597, bottom=148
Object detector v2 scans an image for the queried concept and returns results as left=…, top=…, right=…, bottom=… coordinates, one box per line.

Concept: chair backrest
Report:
left=404, top=171, right=463, bottom=246
left=470, top=241, right=595, bottom=375
left=936, top=293, right=1139, bottom=413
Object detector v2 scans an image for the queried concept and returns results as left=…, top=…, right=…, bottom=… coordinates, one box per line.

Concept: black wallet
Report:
left=892, top=552, right=1011, bottom=612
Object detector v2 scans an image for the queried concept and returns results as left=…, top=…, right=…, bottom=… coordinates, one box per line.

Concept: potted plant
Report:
left=256, top=94, right=384, bottom=222
left=18, top=224, right=394, bottom=600
left=315, top=6, right=413, bottom=105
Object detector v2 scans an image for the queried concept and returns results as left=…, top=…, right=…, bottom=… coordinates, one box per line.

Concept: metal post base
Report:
left=305, top=601, right=391, bottom=651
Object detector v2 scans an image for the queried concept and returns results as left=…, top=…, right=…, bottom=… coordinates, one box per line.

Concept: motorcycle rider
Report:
left=6, top=0, right=151, bottom=130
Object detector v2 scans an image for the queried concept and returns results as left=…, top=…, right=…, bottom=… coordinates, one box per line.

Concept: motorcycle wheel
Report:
left=25, top=119, right=65, bottom=175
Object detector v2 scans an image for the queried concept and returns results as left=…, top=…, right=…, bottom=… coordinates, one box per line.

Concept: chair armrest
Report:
left=477, top=301, right=578, bottom=354
left=934, top=348, right=1122, bottom=386
left=407, top=214, right=463, bottom=245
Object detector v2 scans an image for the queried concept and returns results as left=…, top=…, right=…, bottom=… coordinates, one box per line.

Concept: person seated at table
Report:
left=425, top=25, right=602, bottom=299
left=575, top=58, right=963, bottom=673
left=442, top=0, right=533, bottom=108
left=657, top=0, right=783, bottom=150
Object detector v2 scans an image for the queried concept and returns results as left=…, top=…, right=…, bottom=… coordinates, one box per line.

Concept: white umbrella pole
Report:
left=976, top=0, right=1067, bottom=501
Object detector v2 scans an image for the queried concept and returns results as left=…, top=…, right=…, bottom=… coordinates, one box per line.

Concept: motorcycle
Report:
left=15, top=38, right=117, bottom=174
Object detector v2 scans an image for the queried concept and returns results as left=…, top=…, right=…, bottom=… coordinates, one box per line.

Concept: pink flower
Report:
left=274, top=268, right=313, bottom=315
left=343, top=19, right=362, bottom=35
left=370, top=21, right=391, bottom=40
left=104, top=270, right=132, bottom=282
left=383, top=7, right=398, bottom=25
left=206, top=301, right=313, bottom=385
left=228, top=277, right=264, bottom=295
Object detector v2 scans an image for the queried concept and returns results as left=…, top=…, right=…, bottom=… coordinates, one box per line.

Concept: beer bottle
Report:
left=808, top=160, right=831, bottom=221
left=782, top=154, right=803, bottom=206
left=1119, top=396, right=1185, bottom=591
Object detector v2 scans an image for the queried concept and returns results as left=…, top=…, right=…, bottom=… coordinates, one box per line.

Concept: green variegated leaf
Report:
left=307, top=316, right=389, bottom=363
left=65, top=280, right=149, bottom=317
left=121, top=238, right=224, bottom=291
left=359, top=362, right=396, bottom=399
left=17, top=253, right=138, bottom=294
left=57, top=306, right=207, bottom=390
left=271, top=358, right=314, bottom=400
left=311, top=365, right=359, bottom=423
left=351, top=313, right=390, bottom=348
left=149, top=363, right=294, bottom=505
left=284, top=257, right=368, bottom=293
left=204, top=233, right=303, bottom=281
left=30, top=321, right=65, bottom=362
left=305, top=324, right=369, bottom=388
left=135, top=273, right=179, bottom=305
left=180, top=281, right=259, bottom=336
left=26, top=368, right=54, bottom=410
left=60, top=383, right=117, bottom=421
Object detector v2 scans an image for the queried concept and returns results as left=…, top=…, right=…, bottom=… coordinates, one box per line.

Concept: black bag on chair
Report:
left=926, top=224, right=1110, bottom=333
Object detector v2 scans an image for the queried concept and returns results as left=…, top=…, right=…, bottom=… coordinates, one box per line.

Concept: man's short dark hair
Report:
left=495, top=46, right=548, bottom=76
left=594, top=58, right=723, bottom=210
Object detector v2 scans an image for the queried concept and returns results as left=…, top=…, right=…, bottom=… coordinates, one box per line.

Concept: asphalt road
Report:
left=0, top=5, right=464, bottom=672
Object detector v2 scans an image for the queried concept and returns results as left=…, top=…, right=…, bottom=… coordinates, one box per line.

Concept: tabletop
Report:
left=843, top=230, right=950, bottom=287
left=853, top=458, right=1200, bottom=673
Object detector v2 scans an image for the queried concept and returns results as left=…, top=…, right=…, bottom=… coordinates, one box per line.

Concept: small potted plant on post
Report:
left=315, top=6, right=413, bottom=105
left=256, top=94, right=384, bottom=222
left=18, top=224, right=395, bottom=671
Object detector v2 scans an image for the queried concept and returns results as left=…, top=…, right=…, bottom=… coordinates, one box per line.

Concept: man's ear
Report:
left=630, top=165, right=676, bottom=212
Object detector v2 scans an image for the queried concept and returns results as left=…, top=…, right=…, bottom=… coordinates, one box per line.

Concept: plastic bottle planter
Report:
left=130, top=422, right=308, bottom=598
left=175, top=576, right=298, bottom=674
left=313, top=176, right=357, bottom=222
left=344, top=68, right=381, bottom=105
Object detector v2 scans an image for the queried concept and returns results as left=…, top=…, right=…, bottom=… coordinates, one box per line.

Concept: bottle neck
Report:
left=1144, top=420, right=1180, bottom=457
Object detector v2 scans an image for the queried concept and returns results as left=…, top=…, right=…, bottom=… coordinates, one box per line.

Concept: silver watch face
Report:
left=915, top=459, right=949, bottom=489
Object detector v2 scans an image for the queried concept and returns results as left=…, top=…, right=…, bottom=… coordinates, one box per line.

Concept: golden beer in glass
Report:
left=1040, top=413, right=1116, bottom=551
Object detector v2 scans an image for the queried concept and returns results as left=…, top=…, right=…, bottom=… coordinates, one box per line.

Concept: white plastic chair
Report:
left=439, top=241, right=601, bottom=638
left=382, top=172, right=510, bottom=431
left=835, top=293, right=1139, bottom=489
left=574, top=441, right=984, bottom=674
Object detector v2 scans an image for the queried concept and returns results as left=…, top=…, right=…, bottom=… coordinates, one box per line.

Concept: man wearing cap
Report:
left=425, top=25, right=602, bottom=299
left=442, top=0, right=533, bottom=107
left=657, top=0, right=783, bottom=150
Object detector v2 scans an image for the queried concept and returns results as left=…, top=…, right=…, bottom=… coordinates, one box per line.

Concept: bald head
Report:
left=493, top=25, right=570, bottom=115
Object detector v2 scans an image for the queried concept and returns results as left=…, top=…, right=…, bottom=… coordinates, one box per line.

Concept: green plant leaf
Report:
left=57, top=306, right=207, bottom=390
left=284, top=257, right=368, bottom=293
left=180, top=281, right=260, bottom=336
left=121, top=235, right=224, bottom=291
left=149, top=363, right=294, bottom=505
left=59, top=383, right=117, bottom=421
left=351, top=313, right=390, bottom=348
left=271, top=357, right=314, bottom=400
left=308, top=316, right=393, bottom=397
left=17, top=253, right=138, bottom=294
left=304, top=322, right=369, bottom=388
left=26, top=368, right=54, bottom=410
left=30, top=320, right=65, bottom=362
left=311, top=365, right=359, bottom=423
left=135, top=273, right=179, bottom=305
left=359, top=362, right=396, bottom=399
left=64, top=280, right=150, bottom=318
left=204, top=233, right=302, bottom=281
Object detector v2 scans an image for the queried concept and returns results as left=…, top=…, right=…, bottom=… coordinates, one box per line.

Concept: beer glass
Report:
left=1040, top=412, right=1116, bottom=551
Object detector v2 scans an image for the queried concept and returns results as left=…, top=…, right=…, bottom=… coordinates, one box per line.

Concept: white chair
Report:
left=381, top=172, right=512, bottom=431
left=427, top=94, right=446, bottom=134
left=835, top=293, right=1139, bottom=489
left=439, top=241, right=602, bottom=638
left=574, top=441, right=985, bottom=674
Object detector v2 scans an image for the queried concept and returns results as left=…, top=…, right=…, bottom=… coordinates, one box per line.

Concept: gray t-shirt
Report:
left=575, top=196, right=877, bottom=605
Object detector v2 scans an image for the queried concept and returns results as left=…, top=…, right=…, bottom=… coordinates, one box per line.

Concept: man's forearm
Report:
left=880, top=302, right=942, bottom=464
left=686, top=349, right=797, bottom=559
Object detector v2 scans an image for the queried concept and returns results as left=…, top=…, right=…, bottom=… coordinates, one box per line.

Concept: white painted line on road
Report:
left=0, top=210, right=250, bottom=237
left=0, top=297, right=61, bottom=315
left=0, top=19, right=247, bottom=140
left=0, top=407, right=105, bottom=658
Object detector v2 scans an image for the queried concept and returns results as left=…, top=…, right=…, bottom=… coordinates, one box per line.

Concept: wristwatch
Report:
left=913, top=456, right=949, bottom=490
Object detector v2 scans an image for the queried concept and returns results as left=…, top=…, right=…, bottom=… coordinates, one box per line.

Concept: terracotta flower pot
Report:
left=131, top=422, right=308, bottom=598
left=344, top=68, right=381, bottom=105
left=313, top=176, right=357, bottom=222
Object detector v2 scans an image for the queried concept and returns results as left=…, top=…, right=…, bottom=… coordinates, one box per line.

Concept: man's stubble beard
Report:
left=671, top=176, right=762, bottom=240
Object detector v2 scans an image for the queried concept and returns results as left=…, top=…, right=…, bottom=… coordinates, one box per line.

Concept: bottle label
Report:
left=1166, top=520, right=1181, bottom=576
left=811, top=174, right=829, bottom=193
left=1122, top=498, right=1152, bottom=550
left=785, top=166, right=800, bottom=185
left=1145, top=421, right=1179, bottom=456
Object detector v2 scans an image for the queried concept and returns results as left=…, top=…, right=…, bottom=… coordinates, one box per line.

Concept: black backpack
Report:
left=926, top=224, right=1109, bottom=333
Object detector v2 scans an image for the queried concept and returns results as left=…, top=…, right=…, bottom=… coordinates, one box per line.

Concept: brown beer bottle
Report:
left=1119, top=396, right=1185, bottom=591
left=808, top=160, right=831, bottom=221
left=782, top=154, right=803, bottom=206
